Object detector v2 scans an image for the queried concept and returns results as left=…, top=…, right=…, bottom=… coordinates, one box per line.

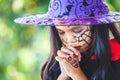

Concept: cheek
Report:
left=78, top=41, right=90, bottom=52
left=78, top=41, right=89, bottom=49
left=59, top=35, right=67, bottom=44
left=78, top=40, right=86, bottom=45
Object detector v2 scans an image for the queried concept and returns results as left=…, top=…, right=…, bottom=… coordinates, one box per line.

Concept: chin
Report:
left=79, top=48, right=88, bottom=53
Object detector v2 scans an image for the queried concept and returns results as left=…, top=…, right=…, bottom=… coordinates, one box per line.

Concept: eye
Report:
left=58, top=30, right=65, bottom=35
left=73, top=28, right=82, bottom=33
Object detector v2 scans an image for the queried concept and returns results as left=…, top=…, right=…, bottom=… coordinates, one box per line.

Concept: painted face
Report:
left=55, top=26, right=93, bottom=53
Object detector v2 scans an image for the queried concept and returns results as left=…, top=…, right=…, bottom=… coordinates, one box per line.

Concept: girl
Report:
left=41, top=24, right=120, bottom=80
left=14, top=0, right=120, bottom=80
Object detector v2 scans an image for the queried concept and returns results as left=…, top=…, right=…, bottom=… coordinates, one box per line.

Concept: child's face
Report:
left=55, top=26, right=93, bottom=53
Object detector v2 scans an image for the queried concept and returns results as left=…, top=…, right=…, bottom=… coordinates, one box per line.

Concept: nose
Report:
left=66, top=33, right=76, bottom=44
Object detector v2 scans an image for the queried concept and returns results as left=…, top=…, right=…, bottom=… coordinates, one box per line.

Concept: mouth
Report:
left=64, top=45, right=82, bottom=50
left=74, top=46, right=82, bottom=50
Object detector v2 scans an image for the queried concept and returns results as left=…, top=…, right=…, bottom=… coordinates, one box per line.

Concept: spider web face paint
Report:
left=72, top=27, right=93, bottom=52
left=73, top=27, right=93, bottom=46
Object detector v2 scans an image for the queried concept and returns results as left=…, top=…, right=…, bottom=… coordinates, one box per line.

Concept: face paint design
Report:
left=73, top=27, right=93, bottom=46
left=56, top=26, right=93, bottom=53
left=72, top=27, right=93, bottom=52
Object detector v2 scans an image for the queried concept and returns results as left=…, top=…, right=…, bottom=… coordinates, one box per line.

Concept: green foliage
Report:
left=0, top=0, right=120, bottom=80
left=0, top=0, right=50, bottom=80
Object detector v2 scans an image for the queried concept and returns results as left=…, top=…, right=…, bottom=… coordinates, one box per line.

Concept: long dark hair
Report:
left=91, top=23, right=120, bottom=80
left=41, top=23, right=120, bottom=80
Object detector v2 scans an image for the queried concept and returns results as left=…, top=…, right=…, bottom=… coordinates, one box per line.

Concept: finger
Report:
left=67, top=46, right=79, bottom=55
left=61, top=46, right=74, bottom=55
left=57, top=50, right=69, bottom=58
left=66, top=56, right=72, bottom=62
left=55, top=56, right=67, bottom=64
left=66, top=57, right=80, bottom=68
left=56, top=56, right=79, bottom=69
left=78, top=53, right=82, bottom=62
left=67, top=46, right=81, bottom=61
left=73, top=63, right=79, bottom=68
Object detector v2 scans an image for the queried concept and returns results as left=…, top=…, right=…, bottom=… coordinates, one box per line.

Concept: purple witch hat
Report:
left=14, top=0, right=120, bottom=26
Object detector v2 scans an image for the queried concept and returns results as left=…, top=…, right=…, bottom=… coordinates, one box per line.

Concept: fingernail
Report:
left=64, top=45, right=67, bottom=48
left=73, top=54, right=76, bottom=58
left=67, top=46, right=71, bottom=48
left=68, top=56, right=72, bottom=61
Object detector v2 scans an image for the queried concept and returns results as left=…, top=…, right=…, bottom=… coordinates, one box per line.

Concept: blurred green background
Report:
left=0, top=0, right=120, bottom=80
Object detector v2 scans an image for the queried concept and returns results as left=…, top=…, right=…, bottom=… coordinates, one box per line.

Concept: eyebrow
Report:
left=56, top=28, right=64, bottom=32
left=56, top=26, right=82, bottom=31
left=72, top=26, right=82, bottom=29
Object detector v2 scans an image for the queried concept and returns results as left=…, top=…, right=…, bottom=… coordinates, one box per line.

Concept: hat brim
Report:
left=14, top=12, right=120, bottom=26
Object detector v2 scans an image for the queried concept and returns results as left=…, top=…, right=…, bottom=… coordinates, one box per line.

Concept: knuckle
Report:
left=61, top=46, right=64, bottom=50
left=57, top=50, right=61, bottom=55
left=62, top=59, right=67, bottom=63
left=70, top=51, right=74, bottom=55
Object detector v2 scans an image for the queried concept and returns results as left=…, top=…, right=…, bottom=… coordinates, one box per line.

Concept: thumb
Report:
left=55, top=56, right=67, bottom=64
left=55, top=56, right=63, bottom=62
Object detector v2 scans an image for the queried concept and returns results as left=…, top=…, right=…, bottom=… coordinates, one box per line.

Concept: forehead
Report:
left=55, top=26, right=88, bottom=30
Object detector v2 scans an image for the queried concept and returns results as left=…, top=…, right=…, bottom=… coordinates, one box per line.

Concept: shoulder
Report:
left=110, top=38, right=120, bottom=61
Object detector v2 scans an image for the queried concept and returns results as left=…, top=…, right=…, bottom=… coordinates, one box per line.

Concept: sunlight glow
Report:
left=0, top=20, right=13, bottom=38
left=7, top=65, right=26, bottom=80
left=12, top=0, right=24, bottom=13
left=18, top=48, right=35, bottom=70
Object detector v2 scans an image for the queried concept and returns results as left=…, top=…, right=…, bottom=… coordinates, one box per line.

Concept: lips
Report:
left=74, top=46, right=81, bottom=50
left=64, top=45, right=81, bottom=50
